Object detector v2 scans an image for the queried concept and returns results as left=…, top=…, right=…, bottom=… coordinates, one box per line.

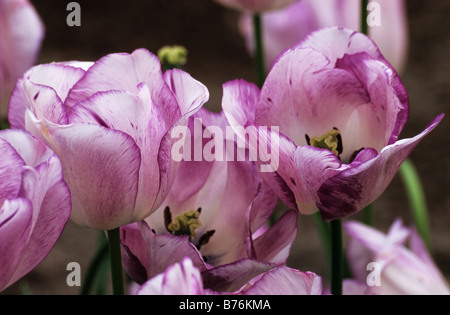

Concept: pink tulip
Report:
left=0, top=0, right=44, bottom=115
left=214, top=0, right=297, bottom=13
left=121, top=109, right=298, bottom=290
left=223, top=27, right=443, bottom=221
left=240, top=0, right=409, bottom=72
left=8, top=48, right=209, bottom=230
left=344, top=219, right=450, bottom=295
left=0, top=129, right=71, bottom=291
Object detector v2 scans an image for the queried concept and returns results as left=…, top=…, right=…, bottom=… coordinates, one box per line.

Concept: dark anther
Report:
left=333, top=127, right=343, bottom=155
left=197, top=230, right=216, bottom=250
left=164, top=206, right=172, bottom=233
left=349, top=147, right=365, bottom=164
left=305, top=134, right=311, bottom=145
left=197, top=207, right=202, bottom=214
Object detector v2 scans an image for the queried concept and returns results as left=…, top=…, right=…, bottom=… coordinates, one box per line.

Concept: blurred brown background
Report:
left=3, top=0, right=449, bottom=294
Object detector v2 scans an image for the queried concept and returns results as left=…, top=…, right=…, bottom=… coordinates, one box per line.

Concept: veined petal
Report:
left=27, top=117, right=141, bottom=230
left=8, top=159, right=71, bottom=286
left=0, top=137, right=25, bottom=205
left=257, top=47, right=369, bottom=147
left=317, top=114, right=444, bottom=221
left=69, top=88, right=169, bottom=220
left=0, top=198, right=33, bottom=291
left=240, top=266, right=323, bottom=295
left=0, top=129, right=53, bottom=168
left=251, top=210, right=298, bottom=264
left=164, top=69, right=210, bottom=117
left=202, top=259, right=277, bottom=293
left=293, top=146, right=342, bottom=215
left=121, top=223, right=151, bottom=285
left=136, top=257, right=205, bottom=295
left=65, top=49, right=180, bottom=124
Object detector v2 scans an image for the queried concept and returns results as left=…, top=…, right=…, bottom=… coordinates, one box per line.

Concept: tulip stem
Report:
left=107, top=228, right=124, bottom=295
left=80, top=231, right=109, bottom=295
left=252, top=13, right=266, bottom=88
left=312, top=213, right=332, bottom=276
left=361, top=0, right=369, bottom=36
left=330, top=219, right=343, bottom=295
left=399, top=158, right=432, bottom=252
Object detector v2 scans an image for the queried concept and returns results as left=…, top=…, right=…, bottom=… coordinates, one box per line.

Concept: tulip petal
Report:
left=28, top=117, right=141, bottom=230
left=164, top=69, right=210, bottom=117
left=121, top=223, right=151, bottom=285
left=251, top=210, right=298, bottom=263
left=318, top=114, right=444, bottom=221
left=7, top=158, right=71, bottom=285
left=0, top=198, right=33, bottom=291
left=0, top=129, right=53, bottom=168
left=0, top=137, right=25, bottom=205
left=202, top=259, right=277, bottom=292
left=241, top=266, right=322, bottom=295
left=293, top=146, right=342, bottom=215
left=65, top=49, right=180, bottom=124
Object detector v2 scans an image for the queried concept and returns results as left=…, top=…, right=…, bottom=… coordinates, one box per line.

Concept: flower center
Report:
left=166, top=208, right=201, bottom=239
left=164, top=206, right=215, bottom=249
left=306, top=127, right=343, bottom=158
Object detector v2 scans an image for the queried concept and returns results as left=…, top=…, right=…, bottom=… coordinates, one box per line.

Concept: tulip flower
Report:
left=239, top=0, right=409, bottom=72
left=135, top=257, right=323, bottom=295
left=0, top=0, right=44, bottom=116
left=121, top=109, right=298, bottom=289
left=214, top=0, right=297, bottom=13
left=344, top=219, right=450, bottom=295
left=8, top=48, right=209, bottom=230
left=0, top=129, right=71, bottom=291
left=223, top=27, right=444, bottom=221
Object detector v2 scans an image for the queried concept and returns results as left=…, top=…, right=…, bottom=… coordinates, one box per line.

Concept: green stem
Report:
left=312, top=213, right=331, bottom=276
left=80, top=232, right=109, bottom=295
left=330, top=219, right=343, bottom=295
left=107, top=228, right=124, bottom=295
left=362, top=203, right=375, bottom=226
left=399, top=158, right=432, bottom=251
left=252, top=14, right=265, bottom=88
left=361, top=0, right=369, bottom=36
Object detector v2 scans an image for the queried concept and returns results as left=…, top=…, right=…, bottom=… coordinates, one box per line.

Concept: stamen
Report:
left=349, top=147, right=365, bottom=164
left=308, top=128, right=343, bottom=158
left=197, top=230, right=216, bottom=250
left=167, top=209, right=202, bottom=240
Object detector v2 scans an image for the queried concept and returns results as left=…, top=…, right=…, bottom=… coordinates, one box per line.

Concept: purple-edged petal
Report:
left=0, top=137, right=25, bottom=205
left=256, top=47, right=370, bottom=148
left=65, top=49, right=180, bottom=124
left=293, top=146, right=343, bottom=215
left=240, top=265, right=323, bottom=295
left=27, top=117, right=141, bottom=230
left=222, top=79, right=260, bottom=128
left=202, top=259, right=277, bottom=293
left=318, top=114, right=444, bottom=221
left=121, top=223, right=151, bottom=285
left=0, top=129, right=53, bottom=168
left=69, top=87, right=168, bottom=220
left=0, top=198, right=33, bottom=291
left=164, top=69, right=210, bottom=117
left=8, top=159, right=71, bottom=286
left=136, top=257, right=205, bottom=295
left=250, top=210, right=298, bottom=263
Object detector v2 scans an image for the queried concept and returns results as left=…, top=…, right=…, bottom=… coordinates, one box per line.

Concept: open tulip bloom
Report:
left=223, top=27, right=444, bottom=221
left=8, top=48, right=209, bottom=230
left=121, top=110, right=300, bottom=292
left=0, top=129, right=71, bottom=291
